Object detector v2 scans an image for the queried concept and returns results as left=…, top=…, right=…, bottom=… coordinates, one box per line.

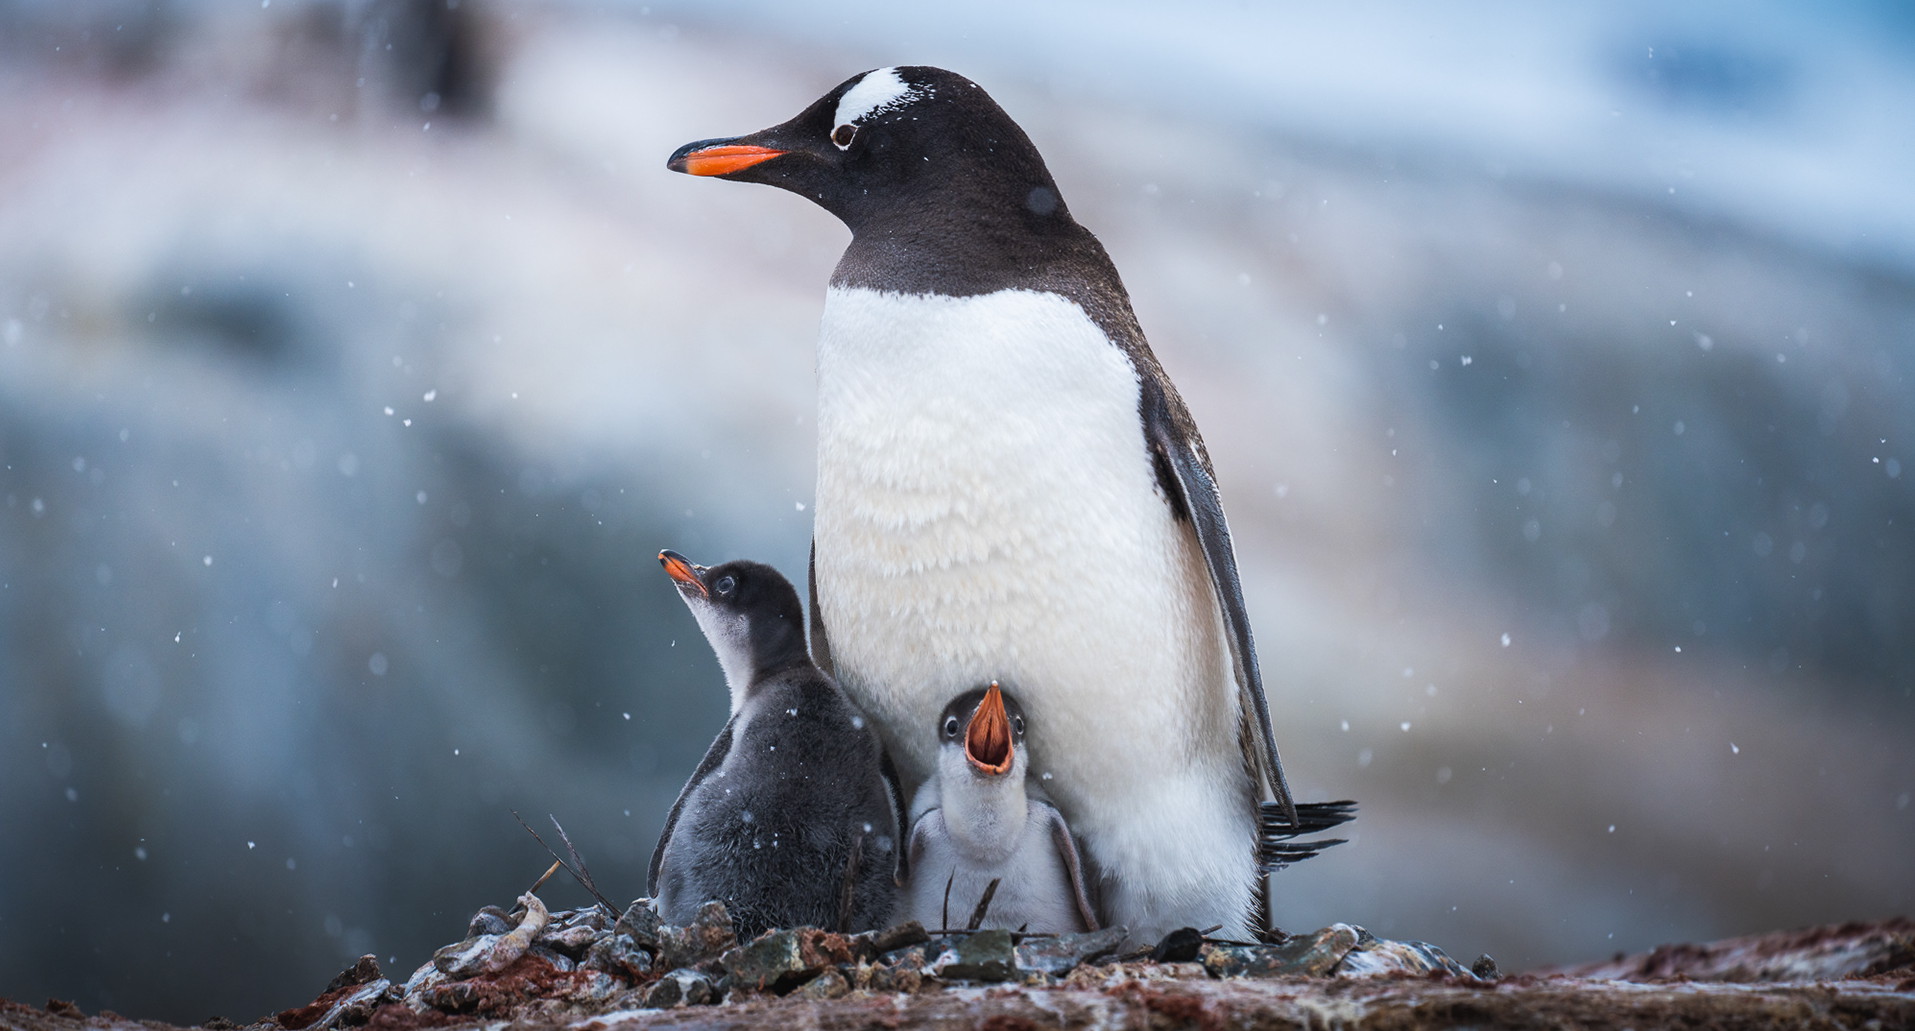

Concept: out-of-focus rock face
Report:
left=0, top=2, right=1910, bottom=1025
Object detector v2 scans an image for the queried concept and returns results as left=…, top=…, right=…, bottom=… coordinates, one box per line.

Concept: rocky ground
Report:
left=3, top=897, right=1908, bottom=1031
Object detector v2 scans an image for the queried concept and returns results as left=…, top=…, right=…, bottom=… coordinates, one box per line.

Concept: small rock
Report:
left=1149, top=927, right=1205, bottom=964
left=613, top=900, right=663, bottom=950
left=1016, top=967, right=1053, bottom=988
left=723, top=927, right=856, bottom=994
left=1017, top=926, right=1131, bottom=976
left=527, top=944, right=575, bottom=972
left=657, top=901, right=737, bottom=970
left=583, top=933, right=653, bottom=981
left=430, top=934, right=498, bottom=979
left=277, top=978, right=394, bottom=1031
left=870, top=946, right=927, bottom=993
left=1204, top=923, right=1361, bottom=978
left=324, top=955, right=385, bottom=994
left=644, top=968, right=719, bottom=1008
left=1334, top=934, right=1473, bottom=978
left=1473, top=953, right=1501, bottom=979
left=928, top=928, right=1017, bottom=982
left=418, top=979, right=484, bottom=1014
left=560, top=970, right=625, bottom=1004
left=466, top=906, right=512, bottom=937
left=539, top=908, right=610, bottom=958
left=309, top=980, right=393, bottom=1030
left=852, top=920, right=930, bottom=959
left=796, top=968, right=850, bottom=1000
left=398, top=961, right=445, bottom=1007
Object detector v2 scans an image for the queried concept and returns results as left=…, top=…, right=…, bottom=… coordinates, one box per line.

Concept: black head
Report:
left=938, top=681, right=1027, bottom=776
left=658, top=550, right=809, bottom=685
left=667, top=66, right=1073, bottom=238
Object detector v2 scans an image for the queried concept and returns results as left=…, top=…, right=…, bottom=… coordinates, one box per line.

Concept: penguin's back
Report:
left=655, top=674, right=898, bottom=935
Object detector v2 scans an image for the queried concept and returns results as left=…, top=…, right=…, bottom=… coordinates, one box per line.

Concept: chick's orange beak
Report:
left=658, top=550, right=707, bottom=597
left=668, top=143, right=786, bottom=177
left=965, top=682, right=1014, bottom=775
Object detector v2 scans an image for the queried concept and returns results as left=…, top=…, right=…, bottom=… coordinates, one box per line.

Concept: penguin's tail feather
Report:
left=1257, top=799, right=1356, bottom=872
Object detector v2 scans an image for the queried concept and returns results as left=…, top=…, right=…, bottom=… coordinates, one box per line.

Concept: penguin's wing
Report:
left=807, top=539, right=835, bottom=675
left=1141, top=378, right=1299, bottom=827
left=647, top=713, right=737, bottom=895
left=881, top=747, right=910, bottom=882
left=1038, top=801, right=1101, bottom=932
left=904, top=808, right=935, bottom=876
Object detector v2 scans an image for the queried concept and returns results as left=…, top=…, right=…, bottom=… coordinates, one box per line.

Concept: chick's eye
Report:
left=943, top=716, right=960, bottom=738
left=831, top=123, right=857, bottom=149
left=714, top=575, right=736, bottom=596
left=1012, top=715, right=1025, bottom=735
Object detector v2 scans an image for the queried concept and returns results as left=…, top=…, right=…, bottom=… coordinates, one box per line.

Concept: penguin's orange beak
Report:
left=965, top=682, right=1014, bottom=775
left=658, top=550, right=707, bottom=597
left=667, top=141, right=787, bottom=177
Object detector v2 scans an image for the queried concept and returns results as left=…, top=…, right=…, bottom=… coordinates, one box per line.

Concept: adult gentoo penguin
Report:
left=650, top=550, right=901, bottom=936
left=669, top=67, right=1328, bottom=941
left=903, top=683, right=1099, bottom=934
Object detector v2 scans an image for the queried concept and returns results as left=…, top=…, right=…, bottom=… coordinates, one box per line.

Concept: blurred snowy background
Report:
left=2, top=0, right=1911, bottom=1022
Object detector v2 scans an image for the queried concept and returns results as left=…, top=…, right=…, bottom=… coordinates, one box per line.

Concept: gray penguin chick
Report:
left=903, top=683, right=1098, bottom=933
left=650, top=550, right=902, bottom=936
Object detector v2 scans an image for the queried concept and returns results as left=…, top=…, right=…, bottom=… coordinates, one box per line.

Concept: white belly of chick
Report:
left=812, top=287, right=1248, bottom=880
left=903, top=804, right=1086, bottom=934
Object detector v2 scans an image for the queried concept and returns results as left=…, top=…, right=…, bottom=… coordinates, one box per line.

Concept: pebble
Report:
left=1148, top=927, right=1205, bottom=964
left=583, top=933, right=654, bottom=981
left=928, top=928, right=1017, bottom=982
left=722, top=927, right=854, bottom=994
left=613, top=899, right=664, bottom=951
left=1016, top=926, right=1130, bottom=976
left=332, top=889, right=1495, bottom=1026
left=869, top=946, right=927, bottom=992
left=1334, top=934, right=1474, bottom=978
left=796, top=967, right=851, bottom=1000
left=644, top=968, right=720, bottom=1008
left=1204, top=923, right=1361, bottom=978
left=851, top=920, right=931, bottom=959
left=656, top=900, right=738, bottom=970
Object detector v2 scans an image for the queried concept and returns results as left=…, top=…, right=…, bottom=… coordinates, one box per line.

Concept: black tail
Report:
left=1258, top=799, right=1356, bottom=873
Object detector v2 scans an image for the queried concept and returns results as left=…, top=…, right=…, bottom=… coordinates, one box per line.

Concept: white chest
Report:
left=903, top=804, right=1086, bottom=934
left=811, top=287, right=1235, bottom=808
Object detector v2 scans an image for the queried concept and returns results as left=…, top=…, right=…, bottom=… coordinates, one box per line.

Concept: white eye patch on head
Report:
left=831, top=67, right=932, bottom=148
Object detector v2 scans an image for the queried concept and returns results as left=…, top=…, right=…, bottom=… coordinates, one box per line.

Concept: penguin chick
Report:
left=903, top=683, right=1098, bottom=934
left=649, top=550, right=902, bottom=936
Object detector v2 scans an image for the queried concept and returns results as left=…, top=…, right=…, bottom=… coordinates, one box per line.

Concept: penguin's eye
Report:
left=714, top=575, right=736, bottom=597
left=1012, top=715, right=1025, bottom=736
left=831, top=123, right=857, bottom=149
left=942, top=716, right=960, bottom=738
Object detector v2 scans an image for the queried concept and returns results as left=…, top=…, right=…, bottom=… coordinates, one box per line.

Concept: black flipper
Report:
left=647, top=714, right=737, bottom=895
left=1140, top=378, right=1298, bottom=827
left=880, top=747, right=910, bottom=882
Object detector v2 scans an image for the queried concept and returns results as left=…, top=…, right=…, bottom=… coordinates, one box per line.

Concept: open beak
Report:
left=667, top=136, right=787, bottom=177
left=964, top=682, right=1014, bottom=776
left=658, top=550, right=708, bottom=597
